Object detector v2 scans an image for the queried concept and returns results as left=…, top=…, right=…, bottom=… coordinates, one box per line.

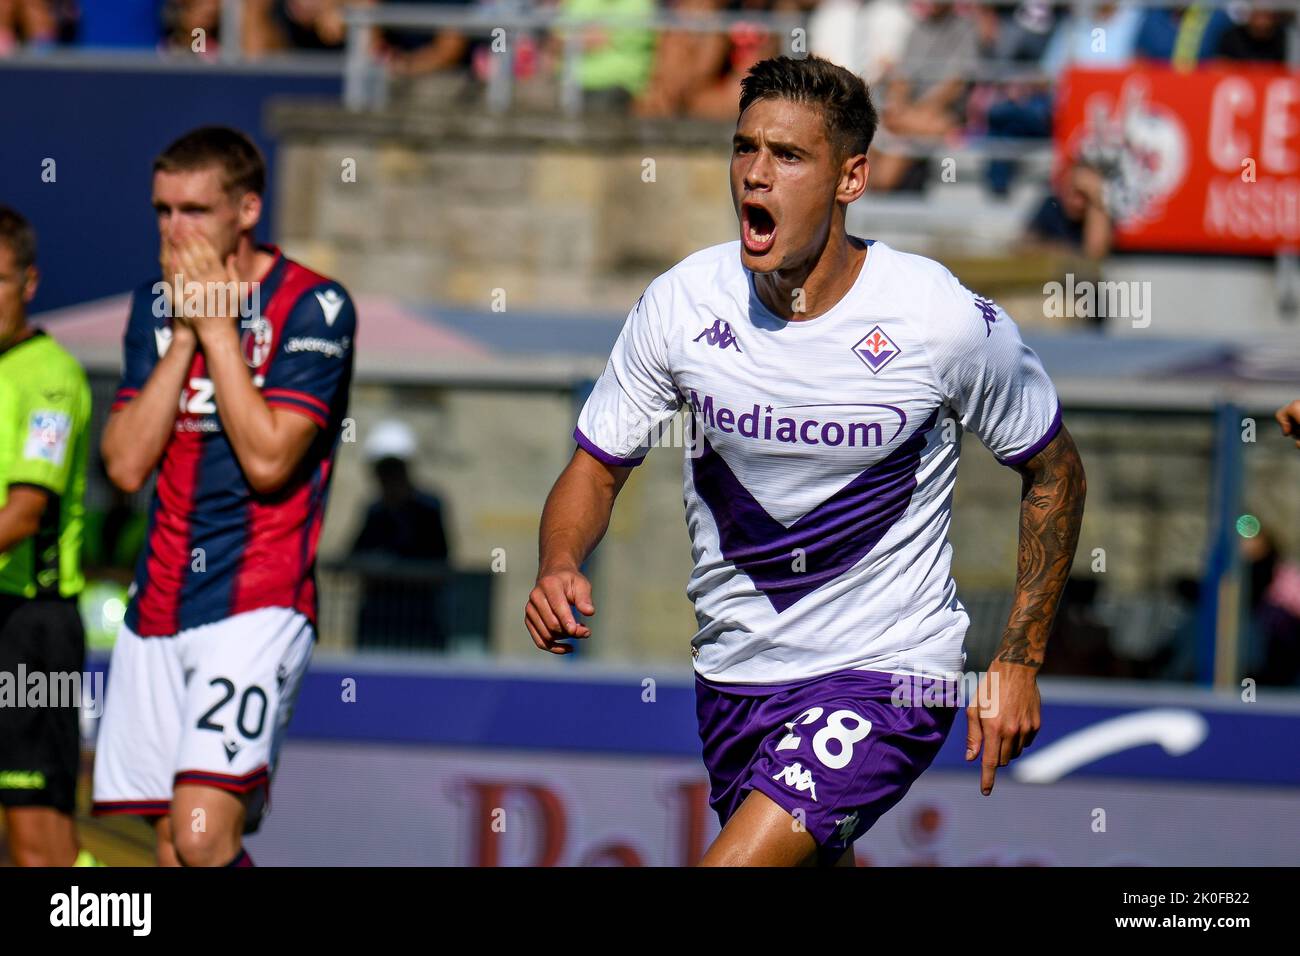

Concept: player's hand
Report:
left=1275, top=400, right=1300, bottom=449
left=525, top=566, right=594, bottom=654
left=964, top=659, right=1041, bottom=796
left=169, top=227, right=240, bottom=338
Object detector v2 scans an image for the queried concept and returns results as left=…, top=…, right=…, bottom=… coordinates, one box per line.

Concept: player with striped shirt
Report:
left=92, top=127, right=356, bottom=867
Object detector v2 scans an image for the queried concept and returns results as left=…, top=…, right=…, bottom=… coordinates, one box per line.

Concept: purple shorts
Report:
left=695, top=668, right=957, bottom=862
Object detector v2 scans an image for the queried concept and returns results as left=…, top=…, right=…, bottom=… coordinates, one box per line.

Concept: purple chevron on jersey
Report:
left=852, top=325, right=902, bottom=374
left=691, top=407, right=940, bottom=612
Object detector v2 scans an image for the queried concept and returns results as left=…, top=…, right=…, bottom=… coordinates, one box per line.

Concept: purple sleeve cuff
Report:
left=995, top=401, right=1063, bottom=468
left=574, top=427, right=646, bottom=467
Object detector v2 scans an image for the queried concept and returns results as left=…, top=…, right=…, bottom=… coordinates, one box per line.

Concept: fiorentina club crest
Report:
left=851, top=325, right=901, bottom=374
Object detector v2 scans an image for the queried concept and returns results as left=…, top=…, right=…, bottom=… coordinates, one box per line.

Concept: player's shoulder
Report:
left=12, top=332, right=90, bottom=403
left=876, top=243, right=1001, bottom=340
left=641, top=240, right=746, bottom=315
left=276, top=254, right=356, bottom=329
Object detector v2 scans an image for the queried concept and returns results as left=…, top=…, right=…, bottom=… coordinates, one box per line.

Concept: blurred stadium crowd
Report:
left=1, top=2, right=1293, bottom=116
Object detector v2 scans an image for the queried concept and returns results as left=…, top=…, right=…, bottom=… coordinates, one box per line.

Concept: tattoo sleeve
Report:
left=995, top=425, right=1087, bottom=668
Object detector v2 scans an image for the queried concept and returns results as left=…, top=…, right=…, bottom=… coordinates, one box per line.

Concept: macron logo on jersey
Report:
left=154, top=326, right=173, bottom=358
left=693, top=319, right=743, bottom=352
left=314, top=289, right=345, bottom=327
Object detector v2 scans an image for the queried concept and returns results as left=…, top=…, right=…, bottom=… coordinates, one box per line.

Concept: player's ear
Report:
left=839, top=151, right=869, bottom=204
left=21, top=264, right=39, bottom=304
left=236, top=191, right=263, bottom=233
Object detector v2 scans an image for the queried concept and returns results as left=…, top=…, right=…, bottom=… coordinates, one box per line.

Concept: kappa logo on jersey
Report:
left=772, top=762, right=818, bottom=802
left=315, top=288, right=345, bottom=327
left=851, top=325, right=901, bottom=374
left=693, top=319, right=743, bottom=353
left=154, top=326, right=173, bottom=358
left=974, top=295, right=999, bottom=336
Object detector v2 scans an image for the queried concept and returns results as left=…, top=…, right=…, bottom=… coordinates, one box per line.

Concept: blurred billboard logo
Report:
left=1057, top=67, right=1300, bottom=254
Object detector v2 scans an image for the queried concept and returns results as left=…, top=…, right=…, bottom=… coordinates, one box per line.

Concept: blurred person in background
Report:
left=868, top=1, right=980, bottom=192
left=637, top=0, right=782, bottom=120
left=162, top=0, right=221, bottom=55
left=1277, top=399, right=1300, bottom=449
left=555, top=0, right=656, bottom=113
left=1022, top=157, right=1113, bottom=263
left=1213, top=6, right=1293, bottom=64
left=807, top=0, right=914, bottom=85
left=1040, top=1, right=1141, bottom=78
left=267, top=0, right=347, bottom=52
left=0, top=0, right=56, bottom=54
left=373, top=0, right=474, bottom=76
left=977, top=1, right=1058, bottom=197
left=0, top=207, right=97, bottom=866
left=1133, top=4, right=1232, bottom=69
left=1241, top=527, right=1300, bottom=687
left=351, top=420, right=451, bottom=650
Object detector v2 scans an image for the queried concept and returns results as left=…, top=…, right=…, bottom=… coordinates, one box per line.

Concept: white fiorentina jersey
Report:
left=575, top=239, right=1062, bottom=684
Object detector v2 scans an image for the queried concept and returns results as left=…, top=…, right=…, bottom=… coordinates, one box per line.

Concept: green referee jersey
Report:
left=0, top=329, right=91, bottom=599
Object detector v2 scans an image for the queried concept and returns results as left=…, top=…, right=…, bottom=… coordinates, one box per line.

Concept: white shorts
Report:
left=92, top=606, right=313, bottom=833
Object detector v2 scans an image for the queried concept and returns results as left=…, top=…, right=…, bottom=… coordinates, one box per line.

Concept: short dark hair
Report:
left=0, top=206, right=36, bottom=271
left=739, top=56, right=878, bottom=159
left=153, top=126, right=266, bottom=198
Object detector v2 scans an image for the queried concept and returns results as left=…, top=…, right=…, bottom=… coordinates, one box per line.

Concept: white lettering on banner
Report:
left=1203, top=178, right=1300, bottom=241
left=1208, top=76, right=1255, bottom=174
left=1208, top=75, right=1300, bottom=176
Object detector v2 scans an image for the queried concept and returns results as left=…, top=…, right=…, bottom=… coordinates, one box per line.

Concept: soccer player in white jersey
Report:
left=527, top=56, right=1087, bottom=866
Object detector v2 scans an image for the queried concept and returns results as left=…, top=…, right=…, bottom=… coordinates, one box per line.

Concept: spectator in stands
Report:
left=638, top=0, right=786, bottom=121
left=351, top=420, right=452, bottom=650
left=1241, top=527, right=1300, bottom=687
left=1022, top=157, right=1113, bottom=261
left=246, top=0, right=348, bottom=53
left=1213, top=7, right=1293, bottom=64
left=374, top=0, right=474, bottom=76
left=162, top=0, right=221, bottom=55
left=807, top=0, right=914, bottom=85
left=1276, top=399, right=1300, bottom=450
left=1040, top=1, right=1142, bottom=79
left=0, top=0, right=56, bottom=53
left=977, top=1, right=1059, bottom=196
left=868, top=1, right=980, bottom=193
left=556, top=0, right=656, bottom=113
left=1133, top=4, right=1232, bottom=69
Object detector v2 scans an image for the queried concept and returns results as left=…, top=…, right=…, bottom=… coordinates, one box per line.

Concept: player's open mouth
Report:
left=742, top=202, right=777, bottom=254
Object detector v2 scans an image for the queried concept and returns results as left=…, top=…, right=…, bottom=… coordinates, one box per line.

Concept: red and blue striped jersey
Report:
left=113, top=247, right=356, bottom=637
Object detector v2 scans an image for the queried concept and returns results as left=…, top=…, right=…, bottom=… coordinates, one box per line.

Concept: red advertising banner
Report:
left=1055, top=66, right=1300, bottom=255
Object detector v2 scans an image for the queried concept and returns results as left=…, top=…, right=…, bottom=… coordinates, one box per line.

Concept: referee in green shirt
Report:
left=0, top=206, right=97, bottom=866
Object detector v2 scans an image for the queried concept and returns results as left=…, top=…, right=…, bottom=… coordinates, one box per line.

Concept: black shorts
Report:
left=0, top=594, right=86, bottom=815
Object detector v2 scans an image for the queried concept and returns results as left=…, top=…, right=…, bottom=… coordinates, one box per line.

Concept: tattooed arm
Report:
left=965, top=424, right=1087, bottom=795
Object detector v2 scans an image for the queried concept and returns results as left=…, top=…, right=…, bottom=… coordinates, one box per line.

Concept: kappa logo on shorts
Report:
left=834, top=811, right=860, bottom=841
left=772, top=762, right=818, bottom=802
